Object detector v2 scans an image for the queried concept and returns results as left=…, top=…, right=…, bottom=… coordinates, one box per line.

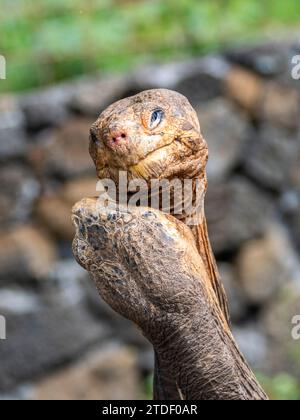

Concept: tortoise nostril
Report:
left=110, top=131, right=128, bottom=145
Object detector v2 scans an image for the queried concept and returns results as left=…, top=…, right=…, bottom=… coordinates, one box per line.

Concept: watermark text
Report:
left=291, top=55, right=300, bottom=80
left=292, top=315, right=300, bottom=340
left=0, top=315, right=6, bottom=340
left=0, top=55, right=6, bottom=80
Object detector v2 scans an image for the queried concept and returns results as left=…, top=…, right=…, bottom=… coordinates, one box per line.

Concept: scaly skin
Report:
left=88, top=89, right=229, bottom=398
left=89, top=89, right=229, bottom=322
left=72, top=199, right=268, bottom=400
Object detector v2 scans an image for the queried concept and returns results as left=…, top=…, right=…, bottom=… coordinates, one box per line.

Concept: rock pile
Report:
left=0, top=39, right=300, bottom=399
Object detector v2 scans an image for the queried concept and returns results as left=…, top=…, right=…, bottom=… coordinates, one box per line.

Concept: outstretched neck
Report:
left=151, top=301, right=268, bottom=400
left=178, top=175, right=230, bottom=324
left=191, top=216, right=230, bottom=323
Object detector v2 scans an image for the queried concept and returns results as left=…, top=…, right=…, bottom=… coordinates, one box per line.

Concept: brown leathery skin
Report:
left=72, top=199, right=268, bottom=400
left=89, top=88, right=229, bottom=321
left=88, top=89, right=231, bottom=399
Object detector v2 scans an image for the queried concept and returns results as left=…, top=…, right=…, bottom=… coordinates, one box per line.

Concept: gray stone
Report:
left=280, top=191, right=300, bottom=250
left=0, top=224, right=57, bottom=284
left=132, top=56, right=230, bottom=106
left=0, top=96, right=27, bottom=159
left=226, top=42, right=288, bottom=77
left=28, top=118, right=94, bottom=179
left=206, top=177, right=274, bottom=254
left=32, top=344, right=140, bottom=400
left=197, top=98, right=250, bottom=181
left=260, top=83, right=300, bottom=129
left=70, top=74, right=130, bottom=117
left=0, top=298, right=108, bottom=391
left=174, top=57, right=230, bottom=106
left=244, top=124, right=300, bottom=191
left=236, top=224, right=299, bottom=304
left=19, top=84, right=75, bottom=129
left=0, top=165, right=40, bottom=227
left=0, top=289, right=41, bottom=315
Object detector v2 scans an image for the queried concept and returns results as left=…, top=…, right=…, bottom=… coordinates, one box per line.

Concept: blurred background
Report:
left=0, top=0, right=300, bottom=400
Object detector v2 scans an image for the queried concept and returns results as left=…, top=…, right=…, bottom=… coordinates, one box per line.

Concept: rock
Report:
left=33, top=344, right=139, bottom=400
left=19, top=84, right=74, bottom=129
left=279, top=191, right=300, bottom=251
left=0, top=224, right=57, bottom=283
left=244, top=124, right=300, bottom=191
left=0, top=385, right=33, bottom=401
left=224, top=66, right=263, bottom=113
left=261, top=82, right=300, bottom=129
left=218, top=263, right=246, bottom=322
left=233, top=324, right=268, bottom=369
left=133, top=56, right=230, bottom=106
left=225, top=66, right=300, bottom=128
left=236, top=224, right=299, bottom=304
left=0, top=289, right=41, bottom=315
left=28, top=118, right=94, bottom=179
left=206, top=177, right=274, bottom=254
left=0, top=165, right=40, bottom=227
left=174, top=56, right=230, bottom=106
left=197, top=98, right=250, bottom=181
left=70, top=75, right=130, bottom=117
left=0, top=96, right=27, bottom=159
left=61, top=177, right=98, bottom=203
left=35, top=196, right=75, bottom=241
left=226, top=42, right=288, bottom=77
left=35, top=177, right=97, bottom=241
left=0, top=298, right=108, bottom=391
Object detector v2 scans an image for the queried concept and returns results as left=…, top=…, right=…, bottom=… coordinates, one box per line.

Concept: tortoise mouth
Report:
left=127, top=140, right=176, bottom=177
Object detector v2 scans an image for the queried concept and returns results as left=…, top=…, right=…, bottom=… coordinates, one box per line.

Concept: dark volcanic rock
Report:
left=174, top=56, right=230, bottom=106
left=28, top=118, right=94, bottom=179
left=226, top=42, right=288, bottom=77
left=197, top=98, right=250, bottom=181
left=133, top=56, right=230, bottom=106
left=19, top=84, right=74, bottom=129
left=70, top=75, right=130, bottom=117
left=0, top=298, right=108, bottom=391
left=206, top=177, right=274, bottom=254
left=244, top=124, right=300, bottom=191
left=0, top=165, right=40, bottom=227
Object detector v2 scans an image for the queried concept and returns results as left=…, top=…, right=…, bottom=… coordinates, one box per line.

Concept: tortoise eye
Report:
left=149, top=109, right=164, bottom=129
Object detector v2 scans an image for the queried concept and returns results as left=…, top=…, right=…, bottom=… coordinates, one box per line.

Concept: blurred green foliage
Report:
left=0, top=0, right=300, bottom=92
left=257, top=372, right=300, bottom=401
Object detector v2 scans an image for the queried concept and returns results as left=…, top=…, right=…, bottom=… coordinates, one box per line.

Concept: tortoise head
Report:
left=89, top=89, right=208, bottom=185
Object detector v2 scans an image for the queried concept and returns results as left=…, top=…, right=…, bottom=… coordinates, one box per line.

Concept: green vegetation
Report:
left=257, top=373, right=300, bottom=401
left=0, top=0, right=300, bottom=92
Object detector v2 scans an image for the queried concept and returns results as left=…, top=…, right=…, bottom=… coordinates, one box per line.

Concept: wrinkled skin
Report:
left=90, top=89, right=205, bottom=184
left=89, top=89, right=229, bottom=321
left=72, top=199, right=267, bottom=400
left=73, top=89, right=267, bottom=399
